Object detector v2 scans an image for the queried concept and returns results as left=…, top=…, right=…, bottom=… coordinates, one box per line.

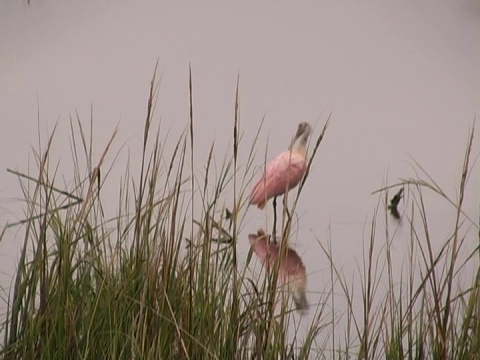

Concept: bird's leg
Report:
left=282, top=196, right=291, bottom=225
left=279, top=195, right=292, bottom=242
left=272, top=196, right=278, bottom=243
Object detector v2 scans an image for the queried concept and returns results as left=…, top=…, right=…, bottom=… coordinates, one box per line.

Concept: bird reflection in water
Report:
left=248, top=229, right=309, bottom=314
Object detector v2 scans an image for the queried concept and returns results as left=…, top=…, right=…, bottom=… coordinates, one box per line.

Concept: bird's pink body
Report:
left=249, top=150, right=306, bottom=209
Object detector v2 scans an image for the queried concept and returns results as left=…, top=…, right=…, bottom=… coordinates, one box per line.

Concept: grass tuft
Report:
left=0, top=71, right=478, bottom=359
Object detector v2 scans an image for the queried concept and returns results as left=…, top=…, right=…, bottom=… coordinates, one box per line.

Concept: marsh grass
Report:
left=0, top=69, right=329, bottom=359
left=0, top=68, right=478, bottom=359
left=319, top=124, right=479, bottom=360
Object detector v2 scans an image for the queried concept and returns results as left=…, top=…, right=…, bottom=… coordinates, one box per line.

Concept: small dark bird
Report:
left=388, top=187, right=404, bottom=219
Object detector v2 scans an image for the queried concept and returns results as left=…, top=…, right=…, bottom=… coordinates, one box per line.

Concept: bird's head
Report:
left=290, top=122, right=312, bottom=151
left=294, top=122, right=312, bottom=140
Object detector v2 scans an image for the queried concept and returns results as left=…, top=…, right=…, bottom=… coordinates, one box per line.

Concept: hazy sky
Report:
left=1, top=0, right=479, bottom=332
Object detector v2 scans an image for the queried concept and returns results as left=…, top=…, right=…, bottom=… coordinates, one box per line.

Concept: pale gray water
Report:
left=1, top=0, right=479, bottom=351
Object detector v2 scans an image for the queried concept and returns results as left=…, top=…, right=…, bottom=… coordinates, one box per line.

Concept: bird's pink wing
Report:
left=249, top=151, right=306, bottom=206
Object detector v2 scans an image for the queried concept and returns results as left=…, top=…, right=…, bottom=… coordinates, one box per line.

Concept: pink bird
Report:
left=249, top=122, right=312, bottom=209
left=249, top=229, right=309, bottom=313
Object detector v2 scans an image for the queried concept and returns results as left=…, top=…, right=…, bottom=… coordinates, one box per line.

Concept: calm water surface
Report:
left=1, top=0, right=479, bottom=348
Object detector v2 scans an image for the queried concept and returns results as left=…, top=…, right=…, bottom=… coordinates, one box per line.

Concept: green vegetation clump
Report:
left=0, top=71, right=478, bottom=359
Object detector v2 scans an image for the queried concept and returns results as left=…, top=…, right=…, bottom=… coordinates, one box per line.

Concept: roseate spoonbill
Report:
left=248, top=229, right=309, bottom=313
left=249, top=122, right=312, bottom=210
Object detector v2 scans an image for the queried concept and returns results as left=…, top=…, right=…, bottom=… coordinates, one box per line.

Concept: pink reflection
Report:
left=248, top=229, right=308, bottom=313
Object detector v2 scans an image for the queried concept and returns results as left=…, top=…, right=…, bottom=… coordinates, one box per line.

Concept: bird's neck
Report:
left=290, top=135, right=308, bottom=158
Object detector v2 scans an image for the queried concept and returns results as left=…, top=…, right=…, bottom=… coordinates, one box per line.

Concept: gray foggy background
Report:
left=1, top=0, right=479, bottom=342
